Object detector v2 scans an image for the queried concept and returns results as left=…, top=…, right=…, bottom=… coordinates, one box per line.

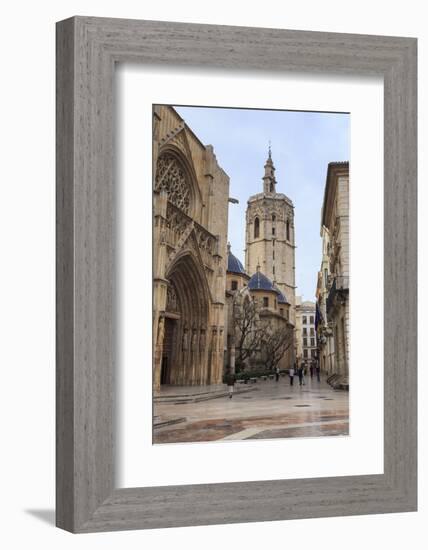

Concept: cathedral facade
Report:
left=153, top=106, right=230, bottom=391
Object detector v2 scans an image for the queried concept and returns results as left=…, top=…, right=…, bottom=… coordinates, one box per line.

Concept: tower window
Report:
left=263, top=297, right=269, bottom=308
left=272, top=250, right=275, bottom=260
left=272, top=214, right=276, bottom=222
left=231, top=280, right=238, bottom=291
left=272, top=265, right=275, bottom=275
left=272, top=227, right=276, bottom=236
left=280, top=308, right=284, bottom=316
left=286, top=220, right=290, bottom=241
left=270, top=183, right=273, bottom=193
left=254, top=217, right=260, bottom=238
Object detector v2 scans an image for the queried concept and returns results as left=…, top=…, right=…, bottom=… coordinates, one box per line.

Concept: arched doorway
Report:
left=161, top=251, right=211, bottom=385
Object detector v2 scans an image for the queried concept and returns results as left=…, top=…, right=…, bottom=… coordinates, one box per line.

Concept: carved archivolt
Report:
left=166, top=283, right=179, bottom=313
left=155, top=153, right=192, bottom=215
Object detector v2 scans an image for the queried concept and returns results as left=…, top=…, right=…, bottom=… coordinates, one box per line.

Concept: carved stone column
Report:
left=153, top=316, right=165, bottom=393
left=217, top=327, right=224, bottom=382
left=209, top=326, right=218, bottom=385
left=198, top=325, right=206, bottom=383
left=229, top=334, right=236, bottom=375
left=180, top=324, right=189, bottom=385
left=190, top=324, right=198, bottom=384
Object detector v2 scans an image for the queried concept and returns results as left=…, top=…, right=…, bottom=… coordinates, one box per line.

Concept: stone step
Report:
left=155, top=386, right=257, bottom=404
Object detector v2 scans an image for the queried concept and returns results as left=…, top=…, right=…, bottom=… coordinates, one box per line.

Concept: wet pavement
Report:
left=153, top=375, right=349, bottom=444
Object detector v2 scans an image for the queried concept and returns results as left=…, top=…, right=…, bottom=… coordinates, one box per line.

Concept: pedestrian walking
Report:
left=298, top=364, right=304, bottom=386
left=289, top=365, right=295, bottom=386
left=316, top=365, right=321, bottom=382
left=310, top=364, right=314, bottom=378
left=226, top=368, right=236, bottom=399
left=275, top=366, right=280, bottom=382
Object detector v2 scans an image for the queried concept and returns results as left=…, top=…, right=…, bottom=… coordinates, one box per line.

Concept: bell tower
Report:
left=245, top=147, right=296, bottom=323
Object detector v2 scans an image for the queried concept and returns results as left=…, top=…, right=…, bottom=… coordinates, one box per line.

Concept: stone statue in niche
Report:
left=211, top=326, right=218, bottom=352
left=156, top=316, right=165, bottom=345
left=181, top=324, right=189, bottom=351
left=166, top=283, right=178, bottom=313
left=199, top=326, right=206, bottom=352
left=191, top=325, right=198, bottom=352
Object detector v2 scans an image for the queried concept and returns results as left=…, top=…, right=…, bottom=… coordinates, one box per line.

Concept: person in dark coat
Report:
left=225, top=368, right=236, bottom=398
left=289, top=365, right=295, bottom=386
left=298, top=364, right=304, bottom=386
left=275, top=366, right=280, bottom=382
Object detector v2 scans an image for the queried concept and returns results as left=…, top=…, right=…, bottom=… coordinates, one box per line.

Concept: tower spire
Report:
left=263, top=143, right=276, bottom=194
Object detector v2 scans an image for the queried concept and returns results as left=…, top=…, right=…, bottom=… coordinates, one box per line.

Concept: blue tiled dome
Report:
left=248, top=270, right=276, bottom=291
left=227, top=248, right=246, bottom=275
left=275, top=288, right=289, bottom=304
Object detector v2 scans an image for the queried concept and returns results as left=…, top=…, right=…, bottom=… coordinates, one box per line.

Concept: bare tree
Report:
left=233, top=294, right=261, bottom=371
left=259, top=322, right=294, bottom=371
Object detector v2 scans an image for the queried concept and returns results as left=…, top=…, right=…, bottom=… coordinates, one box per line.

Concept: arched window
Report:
left=155, top=152, right=192, bottom=215
left=270, top=182, right=274, bottom=193
left=286, top=220, right=290, bottom=241
left=272, top=214, right=276, bottom=222
left=254, top=217, right=260, bottom=238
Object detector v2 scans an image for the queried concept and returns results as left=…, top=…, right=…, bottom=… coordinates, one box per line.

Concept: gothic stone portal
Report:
left=153, top=105, right=229, bottom=390
left=162, top=253, right=211, bottom=385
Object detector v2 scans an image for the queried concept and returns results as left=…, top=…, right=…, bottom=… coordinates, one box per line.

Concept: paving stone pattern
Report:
left=153, top=376, right=349, bottom=444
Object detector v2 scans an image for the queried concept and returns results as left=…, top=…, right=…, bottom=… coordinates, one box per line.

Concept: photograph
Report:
left=152, top=104, right=350, bottom=444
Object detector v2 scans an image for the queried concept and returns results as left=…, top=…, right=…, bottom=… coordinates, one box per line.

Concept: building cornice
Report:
left=321, top=161, right=349, bottom=229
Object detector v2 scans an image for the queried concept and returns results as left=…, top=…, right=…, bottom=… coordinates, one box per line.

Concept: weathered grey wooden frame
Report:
left=56, top=16, right=417, bottom=533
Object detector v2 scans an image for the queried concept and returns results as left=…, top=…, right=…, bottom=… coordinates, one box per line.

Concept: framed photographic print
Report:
left=56, top=16, right=417, bottom=532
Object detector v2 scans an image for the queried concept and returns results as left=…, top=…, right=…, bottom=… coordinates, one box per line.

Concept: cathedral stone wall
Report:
left=153, top=106, right=229, bottom=391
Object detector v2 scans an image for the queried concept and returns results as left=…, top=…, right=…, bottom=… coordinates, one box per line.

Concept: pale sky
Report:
left=174, top=105, right=349, bottom=302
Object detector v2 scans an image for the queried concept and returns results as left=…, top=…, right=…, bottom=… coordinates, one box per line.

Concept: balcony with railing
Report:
left=326, top=276, right=349, bottom=317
